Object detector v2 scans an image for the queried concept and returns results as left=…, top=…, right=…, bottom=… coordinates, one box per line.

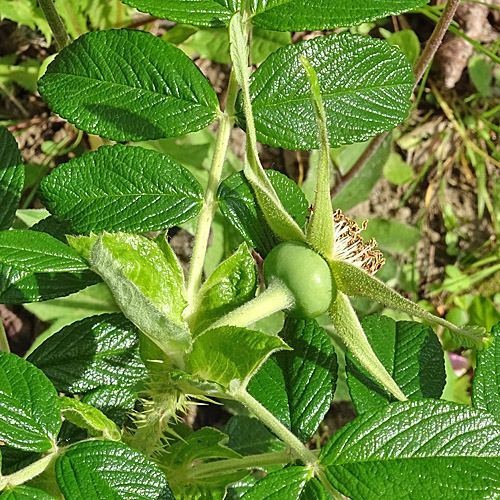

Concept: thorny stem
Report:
left=330, top=0, right=461, bottom=199
left=185, top=71, right=238, bottom=313
left=0, top=319, right=9, bottom=354
left=38, top=0, right=71, bottom=50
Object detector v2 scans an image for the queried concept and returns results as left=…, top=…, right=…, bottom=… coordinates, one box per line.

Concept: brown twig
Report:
left=330, top=0, right=461, bottom=199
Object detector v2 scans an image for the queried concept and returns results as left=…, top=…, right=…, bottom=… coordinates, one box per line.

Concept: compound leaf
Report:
left=217, top=170, right=309, bottom=257
left=247, top=318, right=337, bottom=442
left=0, top=352, right=61, bottom=452
left=320, top=399, right=500, bottom=499
left=240, top=33, right=414, bottom=150
left=346, top=316, right=445, bottom=413
left=41, top=145, right=203, bottom=234
left=251, top=0, right=429, bottom=31
left=0, top=230, right=99, bottom=304
left=56, top=440, right=175, bottom=500
left=38, top=29, right=219, bottom=141
left=27, top=313, right=146, bottom=393
left=0, top=126, right=23, bottom=231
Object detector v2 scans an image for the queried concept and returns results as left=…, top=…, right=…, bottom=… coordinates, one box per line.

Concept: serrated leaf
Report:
left=188, top=326, right=288, bottom=390
left=218, top=170, right=309, bottom=257
left=346, top=316, right=445, bottom=413
left=27, top=313, right=146, bottom=393
left=190, top=243, right=257, bottom=335
left=251, top=0, right=428, bottom=31
left=222, top=416, right=285, bottom=456
left=0, top=230, right=99, bottom=304
left=239, top=32, right=414, bottom=150
left=247, top=318, right=337, bottom=442
left=0, top=352, right=61, bottom=452
left=473, top=322, right=500, bottom=418
left=55, top=440, right=175, bottom=500
left=38, top=29, right=219, bottom=141
left=59, top=397, right=121, bottom=441
left=0, top=485, right=58, bottom=500
left=160, top=427, right=245, bottom=498
left=121, top=0, right=236, bottom=27
left=240, top=467, right=325, bottom=500
left=320, top=399, right=500, bottom=499
left=0, top=126, right=23, bottom=231
left=0, top=0, right=52, bottom=44
left=82, top=385, right=136, bottom=427
left=40, top=145, right=203, bottom=234
left=81, top=233, right=191, bottom=366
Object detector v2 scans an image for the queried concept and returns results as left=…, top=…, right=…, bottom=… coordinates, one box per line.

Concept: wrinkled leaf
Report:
left=41, top=145, right=203, bottom=234
left=0, top=352, right=61, bottom=452
left=28, top=313, right=146, bottom=393
left=38, top=29, right=219, bottom=141
left=239, top=33, right=414, bottom=150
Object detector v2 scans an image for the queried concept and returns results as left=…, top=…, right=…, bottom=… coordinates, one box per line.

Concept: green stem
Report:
left=232, top=388, right=318, bottom=466
left=38, top=0, right=71, bottom=50
left=0, top=451, right=58, bottom=488
left=0, top=318, right=9, bottom=354
left=208, top=278, right=294, bottom=331
left=185, top=71, right=238, bottom=312
left=185, top=449, right=291, bottom=481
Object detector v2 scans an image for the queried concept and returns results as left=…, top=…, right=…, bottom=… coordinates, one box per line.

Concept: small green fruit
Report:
left=263, top=241, right=336, bottom=318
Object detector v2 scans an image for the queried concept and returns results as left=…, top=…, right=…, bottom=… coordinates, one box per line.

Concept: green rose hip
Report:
left=263, top=241, right=336, bottom=318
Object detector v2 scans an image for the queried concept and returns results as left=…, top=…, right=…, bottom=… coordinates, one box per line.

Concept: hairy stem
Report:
left=232, top=388, right=318, bottom=466
left=0, top=451, right=58, bottom=488
left=185, top=71, right=238, bottom=312
left=183, top=449, right=292, bottom=482
left=38, top=0, right=71, bottom=50
left=207, top=278, right=294, bottom=331
left=331, top=0, right=460, bottom=199
left=0, top=319, right=9, bottom=354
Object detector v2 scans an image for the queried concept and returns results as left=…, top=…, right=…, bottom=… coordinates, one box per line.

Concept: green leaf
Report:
left=27, top=313, right=146, bottom=393
left=218, top=170, right=309, bottom=257
left=320, top=399, right=500, bottom=499
left=468, top=295, right=500, bottom=331
left=469, top=55, right=493, bottom=97
left=38, top=29, right=219, bottom=142
left=473, top=322, right=500, bottom=418
left=239, top=32, right=414, bottom=150
left=0, top=485, right=58, bottom=499
left=247, top=318, right=337, bottom=442
left=0, top=230, right=99, bottom=304
left=251, top=1, right=428, bottom=31
left=386, top=29, right=421, bottom=66
left=383, top=151, right=414, bottom=184
left=346, top=316, right=445, bottom=413
left=0, top=126, right=23, bottom=231
left=356, top=217, right=421, bottom=254
left=332, top=134, right=392, bottom=212
left=240, top=467, right=325, bottom=499
left=190, top=243, right=257, bottom=335
left=160, top=427, right=244, bottom=499
left=81, top=385, right=136, bottom=427
left=59, top=397, right=121, bottom=441
left=222, top=416, right=285, bottom=456
left=0, top=0, right=52, bottom=44
left=120, top=0, right=235, bottom=27
left=55, top=440, right=175, bottom=500
left=79, top=232, right=191, bottom=367
left=40, top=145, right=203, bottom=234
left=0, top=352, right=61, bottom=452
left=188, top=326, right=288, bottom=390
